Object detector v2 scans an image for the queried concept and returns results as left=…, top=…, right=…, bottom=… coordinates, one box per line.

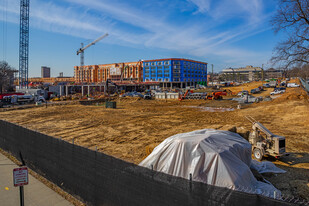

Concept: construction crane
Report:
left=19, top=0, right=30, bottom=88
left=76, top=33, right=108, bottom=84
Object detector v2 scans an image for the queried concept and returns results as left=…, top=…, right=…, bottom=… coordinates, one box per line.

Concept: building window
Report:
left=145, top=75, right=150, bottom=77
left=151, top=74, right=156, bottom=77
left=173, top=61, right=180, bottom=65
left=158, top=74, right=163, bottom=77
left=165, top=74, right=170, bottom=77
left=157, top=62, right=163, bottom=66
left=164, top=70, right=170, bottom=73
left=164, top=61, right=169, bottom=65
left=145, top=62, right=150, bottom=66
left=151, top=62, right=156, bottom=66
left=164, top=66, right=169, bottom=69
left=157, top=66, right=163, bottom=69
left=151, top=66, right=156, bottom=69
left=173, top=78, right=179, bottom=81
left=151, top=70, right=156, bottom=74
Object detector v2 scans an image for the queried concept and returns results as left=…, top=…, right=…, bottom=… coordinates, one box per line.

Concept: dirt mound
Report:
left=273, top=88, right=308, bottom=103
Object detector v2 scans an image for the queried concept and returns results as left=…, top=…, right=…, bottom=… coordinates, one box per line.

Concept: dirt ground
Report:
left=1, top=81, right=308, bottom=199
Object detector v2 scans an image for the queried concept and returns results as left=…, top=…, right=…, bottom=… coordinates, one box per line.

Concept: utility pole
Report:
left=211, top=64, right=214, bottom=87
left=262, top=64, right=264, bottom=86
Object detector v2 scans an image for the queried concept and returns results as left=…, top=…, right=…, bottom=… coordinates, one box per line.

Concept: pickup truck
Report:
left=270, top=90, right=284, bottom=95
left=287, top=83, right=300, bottom=87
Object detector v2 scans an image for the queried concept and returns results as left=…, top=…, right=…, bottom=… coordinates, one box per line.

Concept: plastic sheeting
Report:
left=139, top=129, right=280, bottom=197
left=251, top=160, right=286, bottom=174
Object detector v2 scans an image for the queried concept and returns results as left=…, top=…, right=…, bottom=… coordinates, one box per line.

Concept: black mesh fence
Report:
left=0, top=120, right=294, bottom=206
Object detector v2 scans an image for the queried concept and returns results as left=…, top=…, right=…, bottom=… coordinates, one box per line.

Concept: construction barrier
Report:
left=155, top=92, right=179, bottom=99
left=0, top=120, right=295, bottom=206
left=299, top=78, right=309, bottom=92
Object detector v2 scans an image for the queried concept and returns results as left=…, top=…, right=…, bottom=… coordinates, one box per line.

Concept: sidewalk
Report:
left=0, top=153, right=73, bottom=206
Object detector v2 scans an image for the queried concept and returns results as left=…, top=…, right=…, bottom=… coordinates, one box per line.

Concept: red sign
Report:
left=13, top=167, right=28, bottom=187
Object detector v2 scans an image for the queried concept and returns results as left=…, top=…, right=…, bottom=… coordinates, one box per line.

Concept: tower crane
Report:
left=76, top=33, right=108, bottom=84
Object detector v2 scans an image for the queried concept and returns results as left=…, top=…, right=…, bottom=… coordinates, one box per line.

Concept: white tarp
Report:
left=139, top=129, right=280, bottom=197
left=251, top=160, right=286, bottom=174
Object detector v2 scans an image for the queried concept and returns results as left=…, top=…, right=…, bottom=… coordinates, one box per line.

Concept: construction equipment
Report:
left=207, top=91, right=227, bottom=100
left=77, top=33, right=108, bottom=83
left=246, top=116, right=287, bottom=161
left=19, top=0, right=30, bottom=88
left=179, top=89, right=193, bottom=100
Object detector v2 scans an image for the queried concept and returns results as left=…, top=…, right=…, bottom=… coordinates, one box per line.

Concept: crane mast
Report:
left=77, top=33, right=108, bottom=84
left=19, top=0, right=30, bottom=88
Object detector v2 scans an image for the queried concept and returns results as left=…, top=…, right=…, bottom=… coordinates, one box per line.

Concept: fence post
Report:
left=274, top=191, right=277, bottom=199
left=189, top=173, right=192, bottom=191
left=95, top=146, right=97, bottom=152
left=72, top=138, right=74, bottom=144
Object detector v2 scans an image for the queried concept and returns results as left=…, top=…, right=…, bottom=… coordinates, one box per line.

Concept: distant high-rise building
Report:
left=41, top=66, right=51, bottom=78
left=59, top=72, right=63, bottom=77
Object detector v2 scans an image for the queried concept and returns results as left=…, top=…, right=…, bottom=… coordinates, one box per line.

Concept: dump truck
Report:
left=246, top=116, right=287, bottom=160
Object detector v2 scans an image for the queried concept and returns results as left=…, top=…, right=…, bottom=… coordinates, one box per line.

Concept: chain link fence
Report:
left=0, top=120, right=305, bottom=206
left=299, top=78, right=309, bottom=92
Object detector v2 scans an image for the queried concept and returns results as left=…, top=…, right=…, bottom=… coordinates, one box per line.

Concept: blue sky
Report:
left=0, top=0, right=284, bottom=77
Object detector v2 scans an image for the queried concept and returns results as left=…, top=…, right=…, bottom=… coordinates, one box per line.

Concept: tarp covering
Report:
left=139, top=129, right=280, bottom=196
left=251, top=160, right=286, bottom=174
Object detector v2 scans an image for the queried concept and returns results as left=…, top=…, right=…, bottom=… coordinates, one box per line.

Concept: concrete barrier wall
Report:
left=155, top=93, right=179, bottom=99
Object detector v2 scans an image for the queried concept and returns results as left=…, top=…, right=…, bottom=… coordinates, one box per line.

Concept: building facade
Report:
left=265, top=68, right=283, bottom=79
left=74, top=65, right=99, bottom=83
left=143, top=58, right=207, bottom=87
left=73, top=58, right=207, bottom=88
left=41, top=66, right=51, bottom=78
left=74, top=62, right=143, bottom=83
left=221, top=66, right=262, bottom=82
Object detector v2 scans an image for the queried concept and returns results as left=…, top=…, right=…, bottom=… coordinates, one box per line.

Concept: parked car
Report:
left=280, top=82, right=286, bottom=87
left=275, top=87, right=286, bottom=92
left=251, top=89, right=259, bottom=94
left=270, top=90, right=284, bottom=95
left=263, top=83, right=270, bottom=88
left=258, top=86, right=264, bottom=91
left=237, top=90, right=249, bottom=96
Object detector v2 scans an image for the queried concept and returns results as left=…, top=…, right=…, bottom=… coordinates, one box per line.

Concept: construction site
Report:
left=1, top=78, right=308, bottom=202
left=1, top=0, right=309, bottom=205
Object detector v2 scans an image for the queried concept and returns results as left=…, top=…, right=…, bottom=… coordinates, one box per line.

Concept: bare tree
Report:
left=271, top=0, right=309, bottom=68
left=0, top=61, right=17, bottom=93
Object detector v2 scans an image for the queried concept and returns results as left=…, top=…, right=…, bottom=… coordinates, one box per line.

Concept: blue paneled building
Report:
left=143, top=58, right=207, bottom=88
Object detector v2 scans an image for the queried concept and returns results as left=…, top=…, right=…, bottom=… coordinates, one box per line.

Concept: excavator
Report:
left=246, top=116, right=287, bottom=160
left=179, top=89, right=193, bottom=101
left=206, top=91, right=227, bottom=100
